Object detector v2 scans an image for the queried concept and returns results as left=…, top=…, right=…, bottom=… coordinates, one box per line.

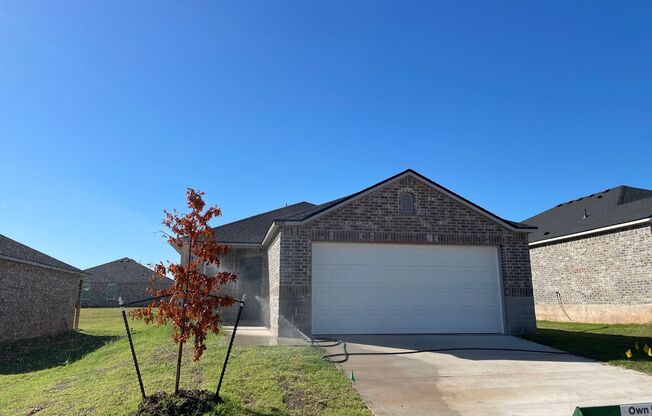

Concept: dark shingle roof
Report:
left=84, top=257, right=171, bottom=284
left=212, top=202, right=316, bottom=244
left=525, top=185, right=652, bottom=243
left=212, top=169, right=534, bottom=244
left=0, top=234, right=83, bottom=274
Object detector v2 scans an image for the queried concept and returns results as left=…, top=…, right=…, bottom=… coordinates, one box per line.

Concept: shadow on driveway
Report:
left=322, top=333, right=586, bottom=362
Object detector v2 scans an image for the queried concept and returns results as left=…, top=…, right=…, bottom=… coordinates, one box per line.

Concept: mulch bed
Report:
left=134, top=389, right=218, bottom=416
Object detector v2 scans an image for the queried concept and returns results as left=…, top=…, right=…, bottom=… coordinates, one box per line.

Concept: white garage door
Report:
left=312, top=242, right=504, bottom=334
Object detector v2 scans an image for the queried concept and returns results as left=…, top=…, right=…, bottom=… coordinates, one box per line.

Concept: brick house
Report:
left=186, top=169, right=537, bottom=337
left=82, top=258, right=173, bottom=307
left=0, top=234, right=84, bottom=342
left=525, top=185, right=652, bottom=323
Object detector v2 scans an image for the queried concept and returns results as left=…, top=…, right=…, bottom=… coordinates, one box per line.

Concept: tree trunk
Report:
left=174, top=240, right=192, bottom=394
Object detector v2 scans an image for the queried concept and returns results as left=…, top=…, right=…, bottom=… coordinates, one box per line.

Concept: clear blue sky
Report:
left=1, top=1, right=650, bottom=269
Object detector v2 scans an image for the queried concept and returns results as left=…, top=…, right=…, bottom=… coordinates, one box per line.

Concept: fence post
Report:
left=73, top=279, right=83, bottom=330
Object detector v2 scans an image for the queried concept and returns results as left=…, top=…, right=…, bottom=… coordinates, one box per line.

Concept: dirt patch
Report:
left=47, top=380, right=72, bottom=392
left=134, top=390, right=217, bottom=416
left=148, top=346, right=176, bottom=365
left=278, top=375, right=327, bottom=413
left=26, top=403, right=49, bottom=415
left=190, top=366, right=204, bottom=385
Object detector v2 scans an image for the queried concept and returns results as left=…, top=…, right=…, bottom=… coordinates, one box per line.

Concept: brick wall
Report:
left=531, top=223, right=652, bottom=312
left=277, top=174, right=535, bottom=336
left=81, top=280, right=173, bottom=308
left=0, top=259, right=81, bottom=342
left=203, top=247, right=268, bottom=325
left=267, top=234, right=281, bottom=335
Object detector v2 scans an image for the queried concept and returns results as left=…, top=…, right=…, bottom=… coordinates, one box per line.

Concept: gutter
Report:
left=0, top=254, right=89, bottom=277
left=529, top=217, right=652, bottom=247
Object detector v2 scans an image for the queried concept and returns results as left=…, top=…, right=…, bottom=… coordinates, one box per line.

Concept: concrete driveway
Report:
left=321, top=334, right=652, bottom=416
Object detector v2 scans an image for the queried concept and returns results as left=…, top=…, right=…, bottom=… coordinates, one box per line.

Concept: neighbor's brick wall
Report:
left=278, top=175, right=535, bottom=337
left=0, top=259, right=80, bottom=342
left=81, top=280, right=173, bottom=308
left=531, top=223, right=652, bottom=306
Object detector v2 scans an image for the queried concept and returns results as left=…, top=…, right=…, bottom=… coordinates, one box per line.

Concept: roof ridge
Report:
left=0, top=234, right=82, bottom=273
left=280, top=169, right=533, bottom=230
left=213, top=201, right=315, bottom=230
left=85, top=257, right=152, bottom=271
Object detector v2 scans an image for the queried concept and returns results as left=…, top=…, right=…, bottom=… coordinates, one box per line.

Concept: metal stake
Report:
left=215, top=296, right=245, bottom=402
left=120, top=297, right=146, bottom=399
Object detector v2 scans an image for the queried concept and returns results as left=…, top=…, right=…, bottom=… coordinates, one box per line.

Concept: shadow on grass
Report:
left=0, top=330, right=118, bottom=374
left=524, top=328, right=652, bottom=364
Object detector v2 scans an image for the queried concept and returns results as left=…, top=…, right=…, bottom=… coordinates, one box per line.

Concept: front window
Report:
left=106, top=284, right=117, bottom=300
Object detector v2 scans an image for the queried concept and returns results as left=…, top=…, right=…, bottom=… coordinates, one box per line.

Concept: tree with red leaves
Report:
left=131, top=188, right=237, bottom=394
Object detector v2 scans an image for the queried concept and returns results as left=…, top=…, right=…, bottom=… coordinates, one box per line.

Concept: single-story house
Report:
left=525, top=185, right=652, bottom=323
left=189, top=169, right=537, bottom=337
left=82, top=257, right=173, bottom=307
left=0, top=234, right=84, bottom=342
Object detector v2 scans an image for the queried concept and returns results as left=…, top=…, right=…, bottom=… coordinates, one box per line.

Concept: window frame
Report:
left=399, top=191, right=416, bottom=216
left=81, top=284, right=91, bottom=301
left=105, top=283, right=117, bottom=300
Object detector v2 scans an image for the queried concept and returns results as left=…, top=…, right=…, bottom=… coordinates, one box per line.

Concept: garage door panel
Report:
left=312, top=242, right=504, bottom=334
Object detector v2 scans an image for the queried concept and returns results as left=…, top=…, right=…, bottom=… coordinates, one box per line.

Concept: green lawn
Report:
left=525, top=321, right=652, bottom=375
left=0, top=308, right=371, bottom=416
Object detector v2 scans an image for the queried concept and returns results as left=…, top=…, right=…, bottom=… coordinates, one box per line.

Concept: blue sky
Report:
left=0, top=1, right=650, bottom=269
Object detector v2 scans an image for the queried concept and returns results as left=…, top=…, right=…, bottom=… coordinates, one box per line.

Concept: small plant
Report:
left=131, top=188, right=237, bottom=394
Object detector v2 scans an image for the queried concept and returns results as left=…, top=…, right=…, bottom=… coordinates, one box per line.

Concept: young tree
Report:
left=131, top=188, right=237, bottom=394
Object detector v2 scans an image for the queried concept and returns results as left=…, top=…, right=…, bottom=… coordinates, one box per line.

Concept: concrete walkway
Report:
left=319, top=334, right=652, bottom=416
left=223, top=326, right=306, bottom=346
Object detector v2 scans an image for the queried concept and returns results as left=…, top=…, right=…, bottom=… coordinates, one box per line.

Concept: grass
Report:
left=0, top=308, right=371, bottom=416
left=524, top=320, right=652, bottom=375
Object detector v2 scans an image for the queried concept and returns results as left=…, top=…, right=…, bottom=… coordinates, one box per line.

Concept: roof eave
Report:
left=529, top=217, right=652, bottom=247
left=0, top=254, right=88, bottom=276
left=282, top=170, right=534, bottom=233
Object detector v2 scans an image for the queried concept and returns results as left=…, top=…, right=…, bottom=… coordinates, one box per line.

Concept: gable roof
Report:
left=212, top=202, right=316, bottom=244
left=282, top=170, right=536, bottom=232
left=211, top=170, right=533, bottom=245
left=84, top=257, right=170, bottom=283
left=525, top=185, right=652, bottom=244
left=0, top=234, right=84, bottom=275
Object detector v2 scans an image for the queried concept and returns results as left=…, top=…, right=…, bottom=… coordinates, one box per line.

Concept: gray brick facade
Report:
left=203, top=247, right=268, bottom=325
left=267, top=234, right=281, bottom=335
left=530, top=223, right=652, bottom=323
left=273, top=175, right=535, bottom=337
left=82, top=258, right=173, bottom=308
left=0, top=259, right=81, bottom=342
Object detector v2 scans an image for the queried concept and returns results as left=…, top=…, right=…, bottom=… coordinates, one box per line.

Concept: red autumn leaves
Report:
left=131, top=188, right=237, bottom=361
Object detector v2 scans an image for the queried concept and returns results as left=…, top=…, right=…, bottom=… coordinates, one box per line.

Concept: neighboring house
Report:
left=82, top=258, right=174, bottom=307
left=182, top=169, right=537, bottom=337
left=0, top=234, right=84, bottom=342
left=525, top=185, right=652, bottom=324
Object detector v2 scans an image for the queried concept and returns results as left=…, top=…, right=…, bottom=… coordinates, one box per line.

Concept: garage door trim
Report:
left=311, top=241, right=506, bottom=334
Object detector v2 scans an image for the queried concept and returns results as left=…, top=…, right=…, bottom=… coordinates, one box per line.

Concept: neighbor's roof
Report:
left=0, top=234, right=84, bottom=275
left=211, top=169, right=534, bottom=245
left=84, top=257, right=171, bottom=283
left=212, top=202, right=316, bottom=244
left=525, top=185, right=652, bottom=244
